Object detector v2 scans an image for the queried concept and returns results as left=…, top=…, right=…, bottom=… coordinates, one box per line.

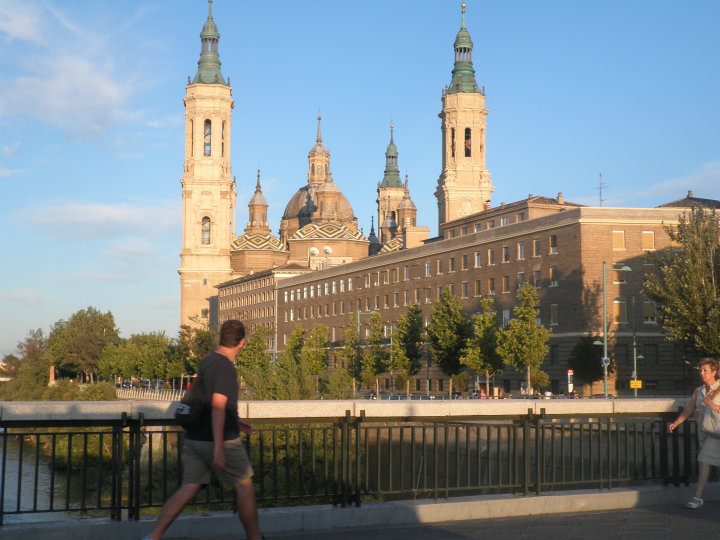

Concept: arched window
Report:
left=204, top=119, right=211, bottom=156
left=190, top=119, right=194, bottom=157
left=201, top=216, right=211, bottom=244
left=464, top=128, right=472, bottom=157
left=221, top=121, right=225, bottom=157
left=451, top=128, right=456, bottom=158
left=311, top=164, right=315, bottom=175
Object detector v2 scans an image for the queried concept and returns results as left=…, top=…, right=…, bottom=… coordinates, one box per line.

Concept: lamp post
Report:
left=630, top=296, right=644, bottom=399
left=595, top=261, right=632, bottom=399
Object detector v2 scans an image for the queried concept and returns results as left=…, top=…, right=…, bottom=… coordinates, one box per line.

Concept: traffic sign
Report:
left=602, top=357, right=610, bottom=366
left=630, top=380, right=643, bottom=389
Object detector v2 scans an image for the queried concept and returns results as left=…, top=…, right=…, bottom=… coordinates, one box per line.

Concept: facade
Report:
left=182, top=3, right=712, bottom=396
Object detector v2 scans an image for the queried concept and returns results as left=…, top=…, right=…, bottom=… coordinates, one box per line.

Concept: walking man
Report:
left=144, top=320, right=260, bottom=540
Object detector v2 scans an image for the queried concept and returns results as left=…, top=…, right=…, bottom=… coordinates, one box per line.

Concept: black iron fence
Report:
left=0, top=408, right=694, bottom=525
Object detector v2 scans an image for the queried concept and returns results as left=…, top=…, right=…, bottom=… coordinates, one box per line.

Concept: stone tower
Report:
left=435, top=2, right=493, bottom=229
left=179, top=0, right=235, bottom=327
left=377, top=123, right=405, bottom=244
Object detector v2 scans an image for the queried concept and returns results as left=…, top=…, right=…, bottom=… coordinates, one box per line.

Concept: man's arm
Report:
left=211, top=392, right=228, bottom=469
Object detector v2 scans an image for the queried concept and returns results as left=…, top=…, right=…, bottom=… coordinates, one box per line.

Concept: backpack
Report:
left=174, top=373, right=207, bottom=431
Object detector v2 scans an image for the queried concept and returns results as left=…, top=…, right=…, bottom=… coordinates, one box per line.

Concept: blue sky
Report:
left=1, top=0, right=718, bottom=356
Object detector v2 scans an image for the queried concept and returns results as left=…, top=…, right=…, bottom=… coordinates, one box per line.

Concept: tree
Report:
left=390, top=304, right=425, bottom=386
left=337, top=313, right=363, bottom=380
left=362, top=312, right=389, bottom=394
left=275, top=325, right=307, bottom=399
left=460, top=296, right=503, bottom=396
left=236, top=326, right=274, bottom=400
left=301, top=324, right=329, bottom=398
left=46, top=307, right=119, bottom=383
left=0, top=329, right=49, bottom=400
left=567, top=335, right=606, bottom=395
left=0, top=353, right=21, bottom=379
left=426, top=287, right=471, bottom=377
left=644, top=207, right=720, bottom=357
left=497, top=282, right=551, bottom=393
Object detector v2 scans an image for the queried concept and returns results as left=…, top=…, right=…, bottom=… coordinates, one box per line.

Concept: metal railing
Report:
left=0, top=407, right=694, bottom=525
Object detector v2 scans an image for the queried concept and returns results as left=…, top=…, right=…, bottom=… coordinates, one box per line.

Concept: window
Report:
left=517, top=242, right=525, bottom=260
left=384, top=294, right=389, bottom=309
left=643, top=301, right=657, bottom=324
left=533, top=270, right=542, bottom=288
left=462, top=226, right=470, bottom=235
left=448, top=257, right=456, bottom=272
left=203, top=119, right=211, bottom=156
left=502, top=275, right=510, bottom=293
left=415, top=288, right=421, bottom=303
left=487, top=248, right=496, bottom=265
left=461, top=254, right=468, bottom=270
left=404, top=290, right=409, bottom=306
left=348, top=277, right=353, bottom=291
left=474, top=223, right=482, bottom=232
left=425, top=288, right=432, bottom=303
left=549, top=266, right=558, bottom=287
left=474, top=279, right=482, bottom=296
left=464, top=127, right=472, bottom=157
left=488, top=277, right=496, bottom=295
left=642, top=231, right=655, bottom=251
left=383, top=270, right=389, bottom=285
left=533, top=238, right=541, bottom=257
left=502, top=246, right=510, bottom=263
left=202, top=278, right=207, bottom=286
left=394, top=292, right=399, bottom=307
left=403, top=266, right=410, bottom=281
left=425, top=262, right=432, bottom=277
left=487, top=219, right=496, bottom=229
left=500, top=216, right=510, bottom=226
left=550, top=304, right=558, bottom=326
left=612, top=230, right=626, bottom=251
left=450, top=229, right=457, bottom=238
left=517, top=272, right=525, bottom=289
left=450, top=127, right=455, bottom=158
left=221, top=121, right=225, bottom=157
left=474, top=251, right=481, bottom=268
left=436, top=259, right=443, bottom=274
left=364, top=274, right=370, bottom=287
left=517, top=212, right=526, bottom=222
left=201, top=216, right=211, bottom=244
left=461, top=282, right=468, bottom=298
left=613, top=298, right=628, bottom=323
left=502, top=309, right=510, bottom=327
left=375, top=296, right=380, bottom=309
left=613, top=268, right=629, bottom=284
left=549, top=235, right=558, bottom=254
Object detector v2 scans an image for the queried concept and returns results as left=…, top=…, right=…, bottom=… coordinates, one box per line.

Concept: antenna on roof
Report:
left=597, top=173, right=607, bottom=207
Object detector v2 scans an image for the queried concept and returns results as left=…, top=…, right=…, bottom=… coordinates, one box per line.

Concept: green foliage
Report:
left=0, top=353, right=21, bottom=378
left=496, top=283, right=551, bottom=391
left=0, top=329, right=50, bottom=400
left=43, top=379, right=81, bottom=400
left=567, top=336, right=606, bottom=387
left=390, top=304, right=424, bottom=380
left=302, top=325, right=329, bottom=397
left=362, top=312, right=389, bottom=383
left=460, top=297, right=503, bottom=387
left=236, top=326, right=274, bottom=400
left=530, top=368, right=550, bottom=391
left=275, top=326, right=307, bottom=399
left=336, top=313, right=363, bottom=380
left=644, top=207, right=720, bottom=357
left=426, top=287, right=471, bottom=376
left=46, top=307, right=119, bottom=383
left=78, top=382, right=117, bottom=401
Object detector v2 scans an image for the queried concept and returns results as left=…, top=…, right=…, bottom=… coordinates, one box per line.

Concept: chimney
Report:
left=557, top=192, right=565, bottom=204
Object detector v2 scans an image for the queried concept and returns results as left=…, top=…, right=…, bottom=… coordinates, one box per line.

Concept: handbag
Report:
left=174, top=373, right=207, bottom=431
left=701, top=386, right=720, bottom=437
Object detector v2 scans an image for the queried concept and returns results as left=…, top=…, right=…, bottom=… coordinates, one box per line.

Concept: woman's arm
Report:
left=668, top=388, right=698, bottom=432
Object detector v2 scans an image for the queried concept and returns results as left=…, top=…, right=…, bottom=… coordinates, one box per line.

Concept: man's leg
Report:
left=146, top=482, right=202, bottom=540
left=234, top=477, right=260, bottom=540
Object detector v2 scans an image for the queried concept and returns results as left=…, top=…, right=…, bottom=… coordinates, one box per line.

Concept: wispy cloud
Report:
left=0, top=167, right=18, bottom=177
left=2, top=142, right=21, bottom=157
left=104, top=239, right=154, bottom=263
left=59, top=271, right=136, bottom=284
left=23, top=200, right=180, bottom=238
left=0, top=1, right=155, bottom=136
left=0, top=288, right=45, bottom=304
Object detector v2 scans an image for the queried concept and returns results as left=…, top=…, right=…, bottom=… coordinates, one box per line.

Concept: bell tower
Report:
left=435, top=2, right=493, bottom=229
left=179, top=0, right=235, bottom=328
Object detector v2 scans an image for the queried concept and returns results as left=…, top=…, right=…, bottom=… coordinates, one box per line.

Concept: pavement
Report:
left=2, top=485, right=719, bottom=539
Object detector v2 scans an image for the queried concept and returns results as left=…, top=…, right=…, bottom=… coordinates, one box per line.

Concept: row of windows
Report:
left=222, top=307, right=275, bottom=320
left=447, top=211, right=528, bottom=239
left=612, top=230, right=655, bottom=251
left=283, top=278, right=355, bottom=302
left=219, top=291, right=273, bottom=309
left=219, top=278, right=274, bottom=297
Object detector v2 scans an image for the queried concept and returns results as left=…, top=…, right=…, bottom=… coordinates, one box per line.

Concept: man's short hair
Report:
left=219, top=320, right=245, bottom=347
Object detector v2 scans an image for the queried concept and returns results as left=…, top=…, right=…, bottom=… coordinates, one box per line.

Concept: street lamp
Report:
left=594, top=261, right=631, bottom=399
left=630, top=296, right=644, bottom=399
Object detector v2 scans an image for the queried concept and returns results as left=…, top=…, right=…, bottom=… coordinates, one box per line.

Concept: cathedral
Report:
left=180, top=2, right=484, bottom=327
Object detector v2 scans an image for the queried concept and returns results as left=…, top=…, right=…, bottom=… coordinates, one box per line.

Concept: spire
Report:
left=379, top=122, right=402, bottom=188
left=316, top=114, right=323, bottom=143
left=447, top=2, right=480, bottom=94
left=248, top=169, right=267, bottom=206
left=308, top=115, right=330, bottom=185
left=192, top=0, right=227, bottom=85
left=398, top=174, right=417, bottom=211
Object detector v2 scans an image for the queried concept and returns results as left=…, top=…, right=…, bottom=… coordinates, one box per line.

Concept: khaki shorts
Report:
left=183, top=437, right=254, bottom=486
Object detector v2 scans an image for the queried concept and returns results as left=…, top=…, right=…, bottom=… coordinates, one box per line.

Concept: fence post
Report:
left=522, top=408, right=532, bottom=496
left=354, top=410, right=364, bottom=507
left=127, top=412, right=144, bottom=520
left=535, top=408, right=545, bottom=496
left=110, top=412, right=128, bottom=521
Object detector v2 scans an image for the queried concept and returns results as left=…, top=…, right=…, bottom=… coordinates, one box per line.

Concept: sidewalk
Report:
left=3, top=484, right=718, bottom=539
